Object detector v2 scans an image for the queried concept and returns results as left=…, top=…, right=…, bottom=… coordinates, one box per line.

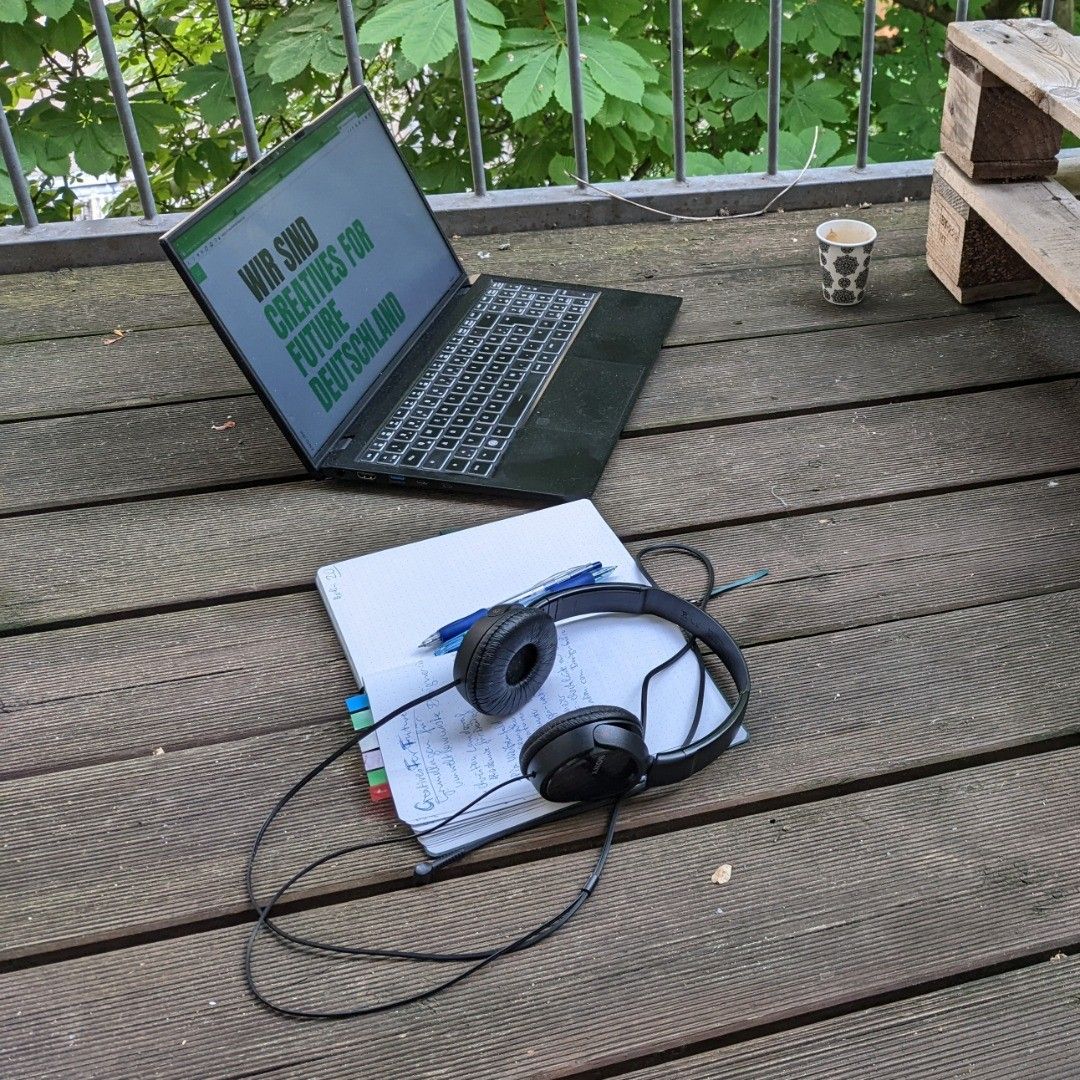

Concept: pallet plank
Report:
left=1, top=750, right=1077, bottom=1078
left=0, top=203, right=930, bottom=346
left=2, top=590, right=1077, bottom=959
left=949, top=19, right=1080, bottom=138
left=933, top=153, right=1080, bottom=310
left=626, top=956, right=1080, bottom=1080
left=3, top=477, right=1078, bottom=777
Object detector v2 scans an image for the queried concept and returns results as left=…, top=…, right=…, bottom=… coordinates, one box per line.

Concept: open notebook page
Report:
left=317, top=500, right=742, bottom=856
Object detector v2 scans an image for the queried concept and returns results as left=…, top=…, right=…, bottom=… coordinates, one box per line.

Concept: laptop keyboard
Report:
left=358, top=280, right=598, bottom=478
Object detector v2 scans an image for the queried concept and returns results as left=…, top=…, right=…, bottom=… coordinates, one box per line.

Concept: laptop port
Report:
left=389, top=475, right=406, bottom=485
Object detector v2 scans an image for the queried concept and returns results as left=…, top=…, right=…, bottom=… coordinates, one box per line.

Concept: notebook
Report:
left=316, top=501, right=747, bottom=856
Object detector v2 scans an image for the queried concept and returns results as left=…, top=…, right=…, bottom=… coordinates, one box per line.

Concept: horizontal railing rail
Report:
left=0, top=0, right=1066, bottom=263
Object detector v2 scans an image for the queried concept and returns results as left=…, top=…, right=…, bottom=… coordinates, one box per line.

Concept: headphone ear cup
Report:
left=520, top=705, right=649, bottom=802
left=453, top=605, right=558, bottom=717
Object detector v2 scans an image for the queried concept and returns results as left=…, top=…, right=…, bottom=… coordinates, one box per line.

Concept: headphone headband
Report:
left=535, top=582, right=751, bottom=788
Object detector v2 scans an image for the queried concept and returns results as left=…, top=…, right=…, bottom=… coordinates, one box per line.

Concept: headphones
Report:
left=449, top=580, right=751, bottom=803
left=245, top=551, right=757, bottom=1020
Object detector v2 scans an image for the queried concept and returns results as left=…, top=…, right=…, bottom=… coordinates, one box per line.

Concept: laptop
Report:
left=161, top=85, right=681, bottom=501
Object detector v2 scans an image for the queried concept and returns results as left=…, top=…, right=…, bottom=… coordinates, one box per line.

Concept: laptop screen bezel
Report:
left=160, top=84, right=470, bottom=470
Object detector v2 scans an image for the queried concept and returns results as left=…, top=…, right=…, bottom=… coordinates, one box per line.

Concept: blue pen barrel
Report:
left=544, top=569, right=598, bottom=593
left=439, top=609, right=488, bottom=642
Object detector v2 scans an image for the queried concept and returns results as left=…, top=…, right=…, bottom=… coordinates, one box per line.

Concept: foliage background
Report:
left=0, top=0, right=1073, bottom=224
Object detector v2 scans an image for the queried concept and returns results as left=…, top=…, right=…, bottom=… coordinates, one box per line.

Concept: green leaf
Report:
left=476, top=48, right=534, bottom=84
left=554, top=46, right=605, bottom=121
left=357, top=0, right=426, bottom=44
left=501, top=44, right=556, bottom=119
left=579, top=29, right=644, bottom=103
left=400, top=2, right=456, bottom=67
left=0, top=0, right=26, bottom=23
left=44, top=9, right=82, bottom=55
left=266, top=37, right=314, bottom=82
left=684, top=150, right=723, bottom=176
left=468, top=21, right=501, bottom=64
left=641, top=88, right=672, bottom=116
left=73, top=127, right=115, bottom=176
left=712, top=0, right=769, bottom=51
left=548, top=152, right=575, bottom=185
left=783, top=76, right=849, bottom=130
left=762, top=127, right=842, bottom=169
left=0, top=163, right=15, bottom=206
left=31, top=0, right=73, bottom=17
left=0, top=24, right=41, bottom=70
left=467, top=0, right=504, bottom=26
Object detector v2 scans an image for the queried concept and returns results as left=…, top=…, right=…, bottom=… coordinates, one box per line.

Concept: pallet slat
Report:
left=948, top=19, right=1080, bottom=138
left=932, top=153, right=1080, bottom=310
left=1, top=750, right=1077, bottom=1079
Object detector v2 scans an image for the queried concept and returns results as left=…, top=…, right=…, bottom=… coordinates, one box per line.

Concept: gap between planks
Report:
left=0, top=749, right=1076, bottom=1080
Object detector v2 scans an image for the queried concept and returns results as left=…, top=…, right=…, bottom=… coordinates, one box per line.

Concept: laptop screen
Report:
left=165, top=89, right=463, bottom=459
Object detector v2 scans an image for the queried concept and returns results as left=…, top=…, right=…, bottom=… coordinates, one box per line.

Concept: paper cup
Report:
left=816, top=219, right=877, bottom=305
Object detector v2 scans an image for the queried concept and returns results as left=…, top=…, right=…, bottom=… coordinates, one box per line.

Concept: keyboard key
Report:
left=462, top=434, right=483, bottom=448
left=436, top=437, right=457, bottom=451
left=402, top=450, right=424, bottom=467
left=423, top=450, right=450, bottom=470
left=493, top=425, right=514, bottom=438
left=477, top=449, right=499, bottom=462
left=446, top=457, right=470, bottom=472
left=468, top=461, right=493, bottom=476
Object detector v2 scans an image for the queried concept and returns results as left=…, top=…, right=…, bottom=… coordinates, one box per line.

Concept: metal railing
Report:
left=0, top=0, right=1064, bottom=234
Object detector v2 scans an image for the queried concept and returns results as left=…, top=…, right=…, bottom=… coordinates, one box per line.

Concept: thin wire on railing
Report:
left=564, top=0, right=589, bottom=187
left=337, top=0, right=365, bottom=88
left=452, top=0, right=487, bottom=196
left=87, top=0, right=157, bottom=218
left=766, top=0, right=783, bottom=175
left=855, top=0, right=876, bottom=169
left=670, top=0, right=687, bottom=182
left=955, top=0, right=969, bottom=20
left=1040, top=0, right=1056, bottom=19
left=0, top=101, right=37, bottom=227
left=214, top=0, right=262, bottom=163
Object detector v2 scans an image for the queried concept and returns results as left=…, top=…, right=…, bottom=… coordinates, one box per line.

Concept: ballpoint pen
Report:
left=418, top=562, right=618, bottom=651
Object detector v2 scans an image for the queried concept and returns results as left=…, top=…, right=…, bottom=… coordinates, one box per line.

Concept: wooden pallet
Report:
left=927, top=19, right=1080, bottom=309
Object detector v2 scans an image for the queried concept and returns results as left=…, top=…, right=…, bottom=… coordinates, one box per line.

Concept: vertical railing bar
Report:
left=670, top=0, right=686, bottom=182
left=337, top=0, right=365, bottom=88
left=564, top=0, right=589, bottom=187
left=1040, top=0, right=1056, bottom=20
left=214, top=0, right=262, bottom=163
left=766, top=0, right=782, bottom=176
left=956, top=0, right=970, bottom=20
left=452, top=0, right=487, bottom=196
left=87, top=0, right=157, bottom=218
left=855, top=0, right=876, bottom=170
left=0, top=102, right=38, bottom=227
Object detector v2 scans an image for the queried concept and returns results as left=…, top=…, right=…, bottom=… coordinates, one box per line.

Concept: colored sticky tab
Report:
left=362, top=748, right=384, bottom=771
left=367, top=767, right=388, bottom=787
left=349, top=707, right=375, bottom=731
left=345, top=692, right=370, bottom=715
left=369, top=783, right=392, bottom=803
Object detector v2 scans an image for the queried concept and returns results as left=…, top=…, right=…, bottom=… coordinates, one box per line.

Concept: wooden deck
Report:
left=1, top=201, right=1078, bottom=1078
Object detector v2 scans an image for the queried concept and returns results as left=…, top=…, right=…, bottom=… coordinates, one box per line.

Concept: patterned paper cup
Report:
left=815, top=218, right=877, bottom=305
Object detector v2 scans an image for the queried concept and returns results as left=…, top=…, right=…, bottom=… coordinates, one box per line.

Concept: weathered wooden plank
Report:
left=3, top=382, right=1078, bottom=630
left=9, top=251, right=1038, bottom=514
left=2, top=750, right=1076, bottom=1079
left=932, top=153, right=1080, bottom=311
left=941, top=43, right=1063, bottom=181
left=4, top=295, right=1077, bottom=426
left=627, top=956, right=1080, bottom=1080
left=948, top=20, right=1080, bottom=138
left=0, top=203, right=930, bottom=345
left=2, top=590, right=1077, bottom=960
left=3, top=477, right=1078, bottom=777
